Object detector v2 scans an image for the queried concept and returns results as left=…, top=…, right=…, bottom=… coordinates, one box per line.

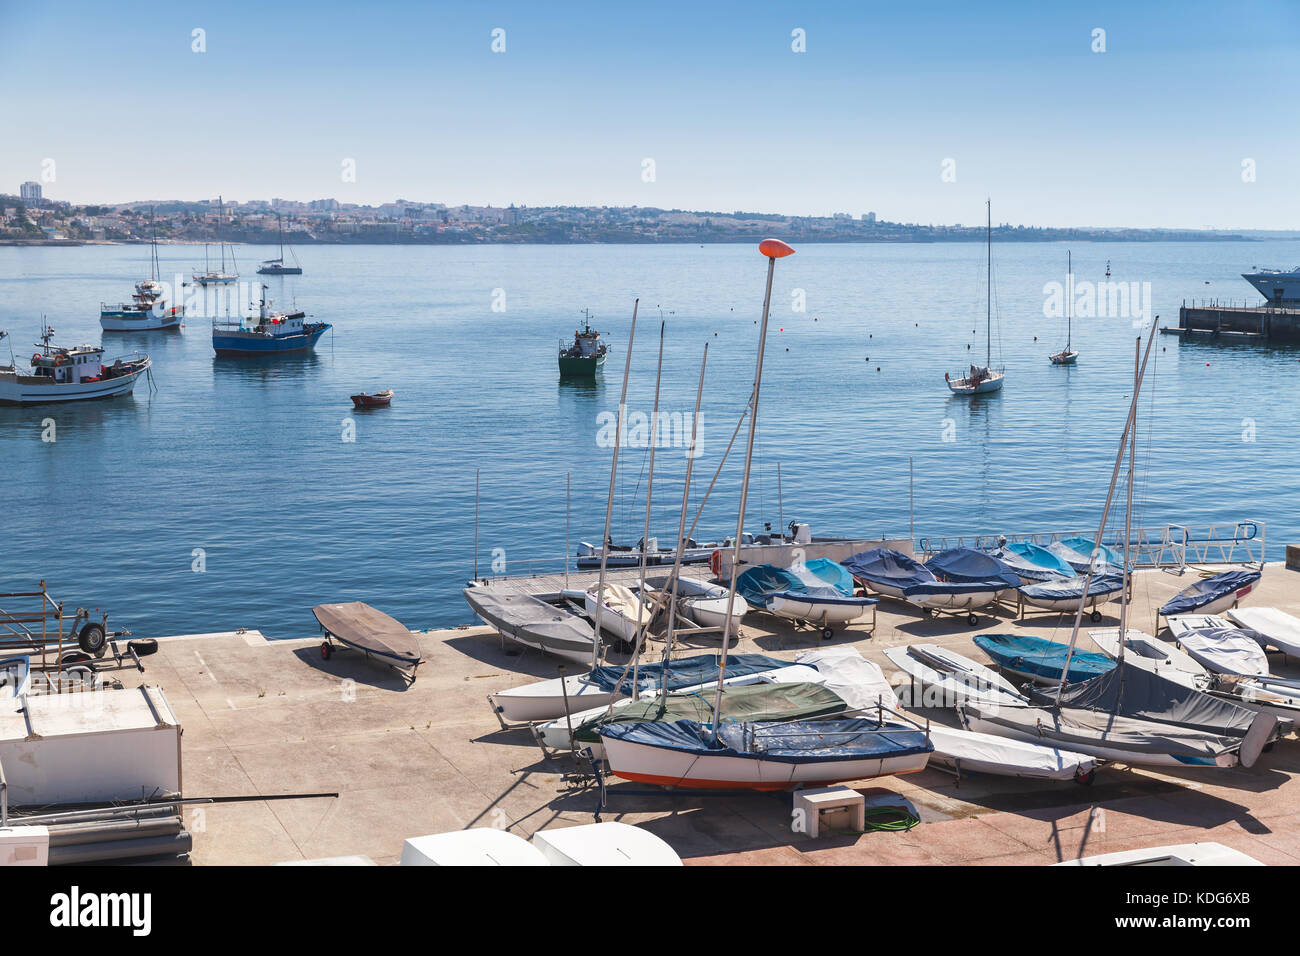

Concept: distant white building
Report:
left=20, top=181, right=41, bottom=202
left=863, top=212, right=876, bottom=223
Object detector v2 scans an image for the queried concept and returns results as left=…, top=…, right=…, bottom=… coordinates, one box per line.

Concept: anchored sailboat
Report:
left=1049, top=250, right=1079, bottom=365
left=257, top=213, right=303, bottom=275
left=194, top=196, right=239, bottom=286
left=946, top=200, right=1005, bottom=394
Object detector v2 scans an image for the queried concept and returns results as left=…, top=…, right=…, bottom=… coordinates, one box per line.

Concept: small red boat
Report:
left=351, top=389, right=394, bottom=408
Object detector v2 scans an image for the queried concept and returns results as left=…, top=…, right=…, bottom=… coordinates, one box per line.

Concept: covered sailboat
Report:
left=926, top=724, right=1097, bottom=782
left=736, top=559, right=876, bottom=636
left=599, top=716, right=933, bottom=790
left=845, top=547, right=1007, bottom=622
left=464, top=586, right=599, bottom=664
left=1228, top=607, right=1300, bottom=658
left=1047, top=536, right=1121, bottom=573
left=991, top=542, right=1076, bottom=582
left=974, top=633, right=1114, bottom=685
left=1166, top=615, right=1270, bottom=676
left=1159, top=569, right=1261, bottom=618
left=644, top=575, right=746, bottom=629
left=1017, top=570, right=1125, bottom=621
left=884, top=643, right=1026, bottom=709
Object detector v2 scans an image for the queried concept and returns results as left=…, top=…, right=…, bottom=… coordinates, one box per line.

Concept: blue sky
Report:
left=1, top=0, right=1297, bottom=228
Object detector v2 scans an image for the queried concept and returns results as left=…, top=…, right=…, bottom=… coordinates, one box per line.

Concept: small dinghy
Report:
left=599, top=716, right=933, bottom=790
left=350, top=388, right=393, bottom=408
left=884, top=643, right=1026, bottom=708
left=1017, top=570, right=1125, bottom=621
left=1159, top=568, right=1262, bottom=618
left=574, top=584, right=654, bottom=644
left=487, top=652, right=785, bottom=724
left=1228, top=607, right=1300, bottom=657
left=844, top=548, right=931, bottom=599
left=845, top=548, right=1008, bottom=623
left=644, top=575, right=746, bottom=629
left=312, top=602, right=423, bottom=681
left=0, top=656, right=30, bottom=699
left=1166, top=615, right=1270, bottom=676
left=737, top=559, right=876, bottom=638
left=1047, top=536, right=1121, bottom=573
left=959, top=700, right=1248, bottom=769
left=973, top=633, right=1114, bottom=685
left=991, top=542, right=1077, bottom=582
left=464, top=586, right=598, bottom=663
left=926, top=724, right=1097, bottom=782
left=924, top=547, right=1022, bottom=593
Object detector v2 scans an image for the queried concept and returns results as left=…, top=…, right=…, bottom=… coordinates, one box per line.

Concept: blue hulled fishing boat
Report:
left=212, top=291, right=329, bottom=356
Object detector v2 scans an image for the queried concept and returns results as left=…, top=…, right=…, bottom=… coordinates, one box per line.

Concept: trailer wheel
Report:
left=1090, top=610, right=1102, bottom=623
left=922, top=608, right=932, bottom=618
left=967, top=613, right=979, bottom=627
left=320, top=641, right=332, bottom=660
left=1075, top=768, right=1096, bottom=786
left=78, top=622, right=108, bottom=658
left=821, top=626, right=834, bottom=641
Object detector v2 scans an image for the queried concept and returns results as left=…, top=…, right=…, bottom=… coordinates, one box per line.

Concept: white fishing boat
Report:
left=1049, top=250, right=1079, bottom=365
left=100, top=208, right=184, bottom=331
left=926, top=724, right=1097, bottom=782
left=883, top=643, right=1026, bottom=709
left=946, top=200, right=1005, bottom=395
left=1228, top=606, right=1300, bottom=657
left=0, top=325, right=151, bottom=406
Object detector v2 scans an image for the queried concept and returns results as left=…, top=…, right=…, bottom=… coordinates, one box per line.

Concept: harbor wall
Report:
left=1175, top=303, right=1300, bottom=342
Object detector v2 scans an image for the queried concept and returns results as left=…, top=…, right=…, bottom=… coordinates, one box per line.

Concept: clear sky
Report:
left=2, top=0, right=1297, bottom=228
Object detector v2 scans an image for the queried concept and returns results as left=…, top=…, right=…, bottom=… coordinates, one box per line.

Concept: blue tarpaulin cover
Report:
left=974, top=633, right=1115, bottom=682
left=1018, top=571, right=1126, bottom=601
left=843, top=549, right=936, bottom=589
left=1160, top=569, right=1263, bottom=616
left=924, top=548, right=1022, bottom=587
left=586, top=653, right=786, bottom=694
left=736, top=558, right=857, bottom=609
left=993, top=543, right=1077, bottom=581
left=1048, top=537, right=1121, bottom=572
left=599, top=718, right=932, bottom=762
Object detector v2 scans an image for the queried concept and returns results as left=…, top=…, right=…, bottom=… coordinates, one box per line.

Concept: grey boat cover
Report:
left=463, top=587, right=596, bottom=655
left=962, top=701, right=1240, bottom=761
left=312, top=602, right=422, bottom=668
left=1026, top=659, right=1264, bottom=739
left=573, top=680, right=848, bottom=743
left=1018, top=571, right=1126, bottom=601
left=586, top=653, right=785, bottom=695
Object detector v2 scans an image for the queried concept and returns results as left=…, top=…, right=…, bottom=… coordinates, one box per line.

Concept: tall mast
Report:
left=1066, top=250, right=1072, bottom=350
left=659, top=343, right=708, bottom=708
left=1055, top=321, right=1158, bottom=705
left=591, top=299, right=639, bottom=667
left=985, top=199, right=991, bottom=366
left=219, top=196, right=227, bottom=272
left=710, top=239, right=794, bottom=738
left=631, top=320, right=666, bottom=701
left=1117, top=335, right=1139, bottom=662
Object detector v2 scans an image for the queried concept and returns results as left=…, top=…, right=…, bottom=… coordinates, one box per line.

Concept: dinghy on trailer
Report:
left=574, top=584, right=653, bottom=644
left=1228, top=607, right=1300, bottom=658
left=926, top=724, right=1097, bottom=782
left=991, top=542, right=1077, bottom=582
left=974, top=633, right=1115, bottom=686
left=844, top=548, right=1007, bottom=624
left=599, top=716, right=934, bottom=790
left=884, top=643, right=1026, bottom=709
left=312, top=602, right=423, bottom=681
left=1159, top=569, right=1261, bottom=619
left=1047, top=536, right=1121, bottom=573
left=736, top=559, right=876, bottom=638
left=1017, top=570, right=1125, bottom=621
left=463, top=586, right=598, bottom=664
left=644, top=575, right=746, bottom=630
left=924, top=547, right=1022, bottom=595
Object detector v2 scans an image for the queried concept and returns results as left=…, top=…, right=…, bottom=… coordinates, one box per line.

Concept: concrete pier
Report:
left=1173, top=300, right=1300, bottom=342
left=83, top=562, right=1300, bottom=865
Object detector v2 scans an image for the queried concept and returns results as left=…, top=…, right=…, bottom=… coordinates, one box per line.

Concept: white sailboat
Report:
left=1049, top=250, right=1079, bottom=365
left=193, top=196, right=239, bottom=286
left=946, top=200, right=1005, bottom=394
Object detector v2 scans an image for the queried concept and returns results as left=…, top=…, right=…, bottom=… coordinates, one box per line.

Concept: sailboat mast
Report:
left=592, top=299, right=640, bottom=667
left=1117, top=335, right=1139, bottom=662
left=219, top=196, right=226, bottom=272
left=1066, top=250, right=1072, bottom=350
left=659, top=344, right=708, bottom=708
left=631, top=321, right=666, bottom=701
left=1055, top=321, right=1158, bottom=705
left=986, top=199, right=991, bottom=366
left=710, top=239, right=794, bottom=738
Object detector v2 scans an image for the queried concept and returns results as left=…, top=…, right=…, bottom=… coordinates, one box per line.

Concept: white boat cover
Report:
left=401, top=828, right=549, bottom=866
left=1167, top=615, right=1270, bottom=676
left=597, top=584, right=653, bottom=626
left=795, top=646, right=898, bottom=712
left=531, top=822, right=682, bottom=866
left=1227, top=607, right=1300, bottom=657
left=927, top=724, right=1096, bottom=780
left=884, top=643, right=1025, bottom=708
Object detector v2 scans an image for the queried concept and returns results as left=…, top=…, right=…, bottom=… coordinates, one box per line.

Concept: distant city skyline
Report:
left=2, top=0, right=1297, bottom=230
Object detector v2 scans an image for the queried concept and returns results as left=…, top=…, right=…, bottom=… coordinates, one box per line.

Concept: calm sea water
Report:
left=2, top=239, right=1297, bottom=639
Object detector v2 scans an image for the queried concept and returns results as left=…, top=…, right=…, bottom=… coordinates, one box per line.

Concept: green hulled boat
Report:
left=558, top=313, right=607, bottom=377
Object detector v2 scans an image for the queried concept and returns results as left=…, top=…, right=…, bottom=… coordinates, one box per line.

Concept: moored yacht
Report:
left=101, top=210, right=183, bottom=331
left=1242, top=266, right=1300, bottom=306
